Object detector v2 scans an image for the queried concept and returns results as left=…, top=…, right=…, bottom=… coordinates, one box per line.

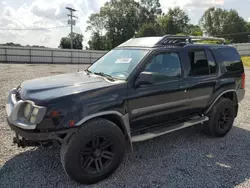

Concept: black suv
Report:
left=6, top=36, right=245, bottom=184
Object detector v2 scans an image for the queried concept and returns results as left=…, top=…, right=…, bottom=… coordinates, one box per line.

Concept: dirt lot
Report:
left=0, top=64, right=250, bottom=188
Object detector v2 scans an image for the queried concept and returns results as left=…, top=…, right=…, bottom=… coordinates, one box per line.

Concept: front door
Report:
left=128, top=50, right=190, bottom=132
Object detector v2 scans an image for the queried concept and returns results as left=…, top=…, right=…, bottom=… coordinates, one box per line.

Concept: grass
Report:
left=242, top=56, right=250, bottom=67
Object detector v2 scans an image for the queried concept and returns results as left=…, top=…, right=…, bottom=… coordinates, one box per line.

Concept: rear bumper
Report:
left=237, top=89, right=245, bottom=103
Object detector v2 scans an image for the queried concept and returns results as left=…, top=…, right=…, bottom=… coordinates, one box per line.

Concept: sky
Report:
left=0, top=0, right=249, bottom=48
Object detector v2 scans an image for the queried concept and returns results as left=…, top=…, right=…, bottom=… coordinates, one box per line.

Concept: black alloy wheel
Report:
left=218, top=108, right=232, bottom=131
left=80, top=136, right=115, bottom=174
left=205, top=98, right=235, bottom=137
left=61, top=118, right=125, bottom=184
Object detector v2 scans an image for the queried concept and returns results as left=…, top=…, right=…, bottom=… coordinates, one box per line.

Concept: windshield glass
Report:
left=87, top=49, right=149, bottom=80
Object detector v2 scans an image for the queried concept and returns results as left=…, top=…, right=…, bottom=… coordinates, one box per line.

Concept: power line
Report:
left=0, top=25, right=69, bottom=31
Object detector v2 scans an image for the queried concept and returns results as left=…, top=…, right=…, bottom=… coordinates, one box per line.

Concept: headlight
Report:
left=30, top=116, right=36, bottom=124
left=21, top=102, right=47, bottom=124
left=30, top=108, right=39, bottom=124
left=32, top=108, right=39, bottom=115
left=24, top=103, right=32, bottom=118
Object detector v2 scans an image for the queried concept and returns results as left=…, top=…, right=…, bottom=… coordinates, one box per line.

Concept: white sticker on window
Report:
left=115, top=58, right=132, bottom=64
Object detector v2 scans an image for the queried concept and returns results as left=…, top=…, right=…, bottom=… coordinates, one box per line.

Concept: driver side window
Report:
left=143, top=52, right=182, bottom=83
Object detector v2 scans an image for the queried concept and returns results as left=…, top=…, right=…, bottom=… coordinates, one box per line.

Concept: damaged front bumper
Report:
left=6, top=88, right=78, bottom=147
left=7, top=120, right=77, bottom=147
left=6, top=88, right=46, bottom=130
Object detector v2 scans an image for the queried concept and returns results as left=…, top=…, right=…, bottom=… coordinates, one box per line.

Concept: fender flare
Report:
left=75, top=111, right=133, bottom=150
left=205, top=89, right=237, bottom=115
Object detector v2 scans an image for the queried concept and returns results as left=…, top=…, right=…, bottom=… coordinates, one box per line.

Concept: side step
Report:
left=131, top=116, right=209, bottom=142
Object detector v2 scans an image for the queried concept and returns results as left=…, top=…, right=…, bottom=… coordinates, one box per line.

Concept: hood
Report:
left=18, top=71, right=119, bottom=103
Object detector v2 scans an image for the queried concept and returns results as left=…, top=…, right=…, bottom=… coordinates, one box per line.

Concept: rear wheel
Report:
left=205, top=98, right=236, bottom=137
left=61, top=118, right=125, bottom=184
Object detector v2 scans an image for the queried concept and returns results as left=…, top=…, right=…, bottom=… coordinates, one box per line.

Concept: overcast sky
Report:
left=0, top=0, right=249, bottom=48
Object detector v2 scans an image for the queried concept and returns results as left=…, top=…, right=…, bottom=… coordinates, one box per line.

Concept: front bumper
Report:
left=6, top=88, right=46, bottom=130
left=6, top=88, right=78, bottom=147
left=7, top=119, right=78, bottom=147
left=7, top=120, right=77, bottom=142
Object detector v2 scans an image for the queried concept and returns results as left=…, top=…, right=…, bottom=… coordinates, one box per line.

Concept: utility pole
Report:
left=66, top=7, right=77, bottom=49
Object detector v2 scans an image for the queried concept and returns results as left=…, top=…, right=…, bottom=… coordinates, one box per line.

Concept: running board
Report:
left=131, top=116, right=209, bottom=142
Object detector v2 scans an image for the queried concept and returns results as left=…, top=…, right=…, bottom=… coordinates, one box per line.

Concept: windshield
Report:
left=87, top=49, right=149, bottom=80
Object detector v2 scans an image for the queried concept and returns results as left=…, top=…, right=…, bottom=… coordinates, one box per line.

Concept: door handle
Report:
left=180, top=84, right=189, bottom=89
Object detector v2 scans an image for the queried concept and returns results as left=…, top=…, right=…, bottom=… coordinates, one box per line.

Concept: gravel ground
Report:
left=0, top=64, right=250, bottom=188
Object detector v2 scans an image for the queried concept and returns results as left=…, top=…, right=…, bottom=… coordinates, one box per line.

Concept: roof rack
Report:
left=156, top=35, right=226, bottom=47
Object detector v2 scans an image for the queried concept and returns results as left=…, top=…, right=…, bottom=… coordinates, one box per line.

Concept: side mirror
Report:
left=135, top=72, right=154, bottom=87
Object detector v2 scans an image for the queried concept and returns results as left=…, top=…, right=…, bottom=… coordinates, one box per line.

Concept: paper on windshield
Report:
left=115, top=58, right=132, bottom=64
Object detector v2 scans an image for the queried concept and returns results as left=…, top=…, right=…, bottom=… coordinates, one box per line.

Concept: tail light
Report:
left=241, top=72, right=246, bottom=89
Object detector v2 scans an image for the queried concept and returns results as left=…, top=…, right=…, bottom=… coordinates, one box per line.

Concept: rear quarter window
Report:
left=212, top=47, right=243, bottom=73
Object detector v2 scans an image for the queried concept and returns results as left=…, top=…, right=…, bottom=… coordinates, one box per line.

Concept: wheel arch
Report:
left=205, top=90, right=238, bottom=115
left=75, top=111, right=133, bottom=150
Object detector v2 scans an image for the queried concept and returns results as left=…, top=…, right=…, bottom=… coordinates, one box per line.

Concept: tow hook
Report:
left=13, top=134, right=40, bottom=148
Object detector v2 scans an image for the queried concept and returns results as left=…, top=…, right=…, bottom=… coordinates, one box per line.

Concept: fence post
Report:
left=90, top=51, right=92, bottom=64
left=71, top=51, right=73, bottom=64
left=29, top=48, right=31, bottom=64
left=4, top=47, right=7, bottom=63
left=51, top=50, right=54, bottom=64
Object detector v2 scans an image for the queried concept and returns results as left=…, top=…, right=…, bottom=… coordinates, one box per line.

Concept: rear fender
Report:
left=205, top=89, right=237, bottom=115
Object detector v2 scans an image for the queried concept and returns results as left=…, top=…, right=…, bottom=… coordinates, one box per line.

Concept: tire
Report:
left=205, top=98, right=236, bottom=137
left=60, top=118, right=125, bottom=184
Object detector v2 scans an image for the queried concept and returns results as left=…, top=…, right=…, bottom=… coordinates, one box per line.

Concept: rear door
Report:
left=186, top=47, right=218, bottom=114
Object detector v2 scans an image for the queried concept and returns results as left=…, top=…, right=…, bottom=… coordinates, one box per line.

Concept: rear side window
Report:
left=189, top=50, right=209, bottom=76
left=212, top=48, right=243, bottom=73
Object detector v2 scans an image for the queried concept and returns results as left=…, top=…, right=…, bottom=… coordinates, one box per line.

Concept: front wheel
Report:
left=205, top=98, right=236, bottom=137
left=61, top=118, right=125, bottom=184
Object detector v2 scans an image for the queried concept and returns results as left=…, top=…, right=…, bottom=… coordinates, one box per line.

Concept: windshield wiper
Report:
left=93, top=72, right=115, bottom=81
left=85, top=69, right=92, bottom=75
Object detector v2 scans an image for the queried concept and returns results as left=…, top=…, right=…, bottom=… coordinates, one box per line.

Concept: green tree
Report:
left=59, top=33, right=83, bottom=49
left=186, top=24, right=203, bottom=36
left=167, top=7, right=190, bottom=34
left=157, top=14, right=175, bottom=35
left=136, top=23, right=160, bottom=37
left=139, top=0, right=162, bottom=24
left=157, top=7, right=190, bottom=35
left=86, top=13, right=105, bottom=34
left=87, top=0, right=141, bottom=50
left=86, top=13, right=107, bottom=50
left=200, top=7, right=248, bottom=43
left=88, top=32, right=108, bottom=50
left=247, top=22, right=250, bottom=32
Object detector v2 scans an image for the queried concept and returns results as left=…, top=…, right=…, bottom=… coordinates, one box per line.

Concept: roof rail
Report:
left=189, top=36, right=226, bottom=43
left=156, top=35, right=226, bottom=47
